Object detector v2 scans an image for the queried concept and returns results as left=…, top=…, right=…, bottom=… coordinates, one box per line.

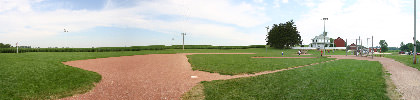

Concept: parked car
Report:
left=399, top=51, right=405, bottom=54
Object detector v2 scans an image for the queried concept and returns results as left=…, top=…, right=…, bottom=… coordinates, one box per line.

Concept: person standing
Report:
left=321, top=50, right=323, bottom=57
left=298, top=50, right=301, bottom=56
left=282, top=52, right=284, bottom=56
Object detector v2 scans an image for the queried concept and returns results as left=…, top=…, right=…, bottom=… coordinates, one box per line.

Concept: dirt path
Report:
left=330, top=55, right=420, bottom=100
left=61, top=53, right=332, bottom=100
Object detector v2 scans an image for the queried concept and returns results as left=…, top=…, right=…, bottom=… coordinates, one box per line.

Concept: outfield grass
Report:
left=187, top=54, right=334, bottom=75
left=200, top=59, right=389, bottom=100
left=0, top=48, right=293, bottom=99
left=0, top=48, right=344, bottom=99
left=0, top=51, right=184, bottom=99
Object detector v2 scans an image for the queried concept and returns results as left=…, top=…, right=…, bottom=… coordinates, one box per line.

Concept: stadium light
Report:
left=414, top=0, right=417, bottom=64
left=322, top=18, right=328, bottom=55
left=181, top=33, right=186, bottom=50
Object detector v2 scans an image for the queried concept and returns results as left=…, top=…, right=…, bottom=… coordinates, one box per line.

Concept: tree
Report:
left=0, top=43, right=12, bottom=48
left=329, top=38, right=336, bottom=47
left=400, top=42, right=409, bottom=51
left=266, top=20, right=302, bottom=49
left=379, top=40, right=388, bottom=52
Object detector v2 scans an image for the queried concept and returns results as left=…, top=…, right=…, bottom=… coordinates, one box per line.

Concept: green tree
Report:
left=266, top=20, right=302, bottom=49
left=0, top=43, right=12, bottom=48
left=407, top=43, right=414, bottom=52
left=400, top=42, right=409, bottom=51
left=379, top=40, right=388, bottom=52
left=329, top=38, right=336, bottom=47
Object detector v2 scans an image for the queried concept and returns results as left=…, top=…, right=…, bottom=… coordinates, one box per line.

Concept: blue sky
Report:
left=0, top=0, right=416, bottom=47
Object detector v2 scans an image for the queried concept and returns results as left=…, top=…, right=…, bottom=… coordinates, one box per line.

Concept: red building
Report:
left=369, top=47, right=381, bottom=52
left=334, top=37, right=345, bottom=47
left=349, top=43, right=357, bottom=50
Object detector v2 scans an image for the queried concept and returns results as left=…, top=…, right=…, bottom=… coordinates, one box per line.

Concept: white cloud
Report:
left=135, top=0, right=269, bottom=27
left=0, top=0, right=40, bottom=12
left=302, top=0, right=316, bottom=7
left=0, top=0, right=269, bottom=47
left=282, top=0, right=289, bottom=3
left=274, top=0, right=280, bottom=8
left=253, top=0, right=264, bottom=3
left=297, top=0, right=413, bottom=47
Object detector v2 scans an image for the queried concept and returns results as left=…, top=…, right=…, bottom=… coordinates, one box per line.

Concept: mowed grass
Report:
left=0, top=48, right=343, bottom=99
left=0, top=48, right=305, bottom=99
left=385, top=54, right=420, bottom=70
left=187, top=54, right=334, bottom=75
left=0, top=50, right=181, bottom=99
left=200, top=59, right=389, bottom=100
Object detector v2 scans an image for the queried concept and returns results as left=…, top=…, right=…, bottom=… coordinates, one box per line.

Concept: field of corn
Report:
left=0, top=45, right=266, bottom=53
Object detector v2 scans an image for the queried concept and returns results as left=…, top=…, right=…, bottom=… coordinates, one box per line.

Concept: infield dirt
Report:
left=61, top=53, right=333, bottom=100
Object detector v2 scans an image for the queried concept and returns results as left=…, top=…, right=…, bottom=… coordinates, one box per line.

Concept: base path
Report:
left=330, top=55, right=420, bottom=100
left=61, top=53, right=333, bottom=100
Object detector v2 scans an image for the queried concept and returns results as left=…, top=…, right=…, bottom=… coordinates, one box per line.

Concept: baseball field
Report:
left=1, top=48, right=418, bottom=99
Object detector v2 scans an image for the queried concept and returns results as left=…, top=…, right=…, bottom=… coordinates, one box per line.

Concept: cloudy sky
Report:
left=0, top=0, right=416, bottom=47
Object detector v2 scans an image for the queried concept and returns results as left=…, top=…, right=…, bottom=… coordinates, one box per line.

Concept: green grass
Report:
left=0, top=48, right=292, bottom=99
left=200, top=59, right=389, bottom=100
left=187, top=54, right=334, bottom=75
left=385, top=54, right=420, bottom=70
left=0, top=48, right=351, bottom=99
left=0, top=50, right=181, bottom=99
left=322, top=50, right=350, bottom=55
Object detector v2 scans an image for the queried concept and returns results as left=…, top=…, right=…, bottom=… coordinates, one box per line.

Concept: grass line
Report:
left=384, top=70, right=402, bottom=100
left=181, top=84, right=205, bottom=100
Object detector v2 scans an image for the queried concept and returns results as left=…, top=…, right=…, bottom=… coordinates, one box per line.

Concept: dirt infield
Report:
left=61, top=53, right=332, bottom=100
left=252, top=57, right=317, bottom=58
left=330, top=55, right=420, bottom=100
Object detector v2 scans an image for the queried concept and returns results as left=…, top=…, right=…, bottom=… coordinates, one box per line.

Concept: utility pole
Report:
left=367, top=38, right=370, bottom=57
left=372, top=36, right=374, bottom=59
left=181, top=33, right=186, bottom=50
left=414, top=0, right=417, bottom=64
left=346, top=39, right=347, bottom=56
left=266, top=26, right=269, bottom=54
left=322, top=18, right=328, bottom=56
left=16, top=42, right=18, bottom=54
left=359, top=36, right=361, bottom=56
left=361, top=39, right=363, bottom=56
left=356, top=38, right=358, bottom=56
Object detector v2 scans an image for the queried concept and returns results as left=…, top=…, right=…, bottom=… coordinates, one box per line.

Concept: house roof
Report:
left=311, top=34, right=330, bottom=40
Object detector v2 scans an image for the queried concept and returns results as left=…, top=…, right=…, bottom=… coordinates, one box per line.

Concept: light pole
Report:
left=367, top=38, right=370, bottom=57
left=359, top=36, right=361, bottom=56
left=361, top=39, right=363, bottom=56
left=181, top=33, right=186, bottom=50
left=356, top=38, right=359, bottom=56
left=414, top=0, right=417, bottom=64
left=266, top=26, right=269, bottom=54
left=322, top=18, right=328, bottom=55
left=372, top=36, right=374, bottom=59
left=16, top=42, right=18, bottom=54
left=346, top=39, right=348, bottom=56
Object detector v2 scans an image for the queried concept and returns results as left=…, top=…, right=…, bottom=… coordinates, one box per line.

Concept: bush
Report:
left=249, top=45, right=266, bottom=48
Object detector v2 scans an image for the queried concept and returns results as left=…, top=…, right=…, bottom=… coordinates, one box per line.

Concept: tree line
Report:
left=0, top=43, right=12, bottom=48
left=400, top=41, right=420, bottom=52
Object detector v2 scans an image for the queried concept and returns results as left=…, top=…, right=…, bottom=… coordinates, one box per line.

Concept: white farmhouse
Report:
left=310, top=34, right=333, bottom=49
